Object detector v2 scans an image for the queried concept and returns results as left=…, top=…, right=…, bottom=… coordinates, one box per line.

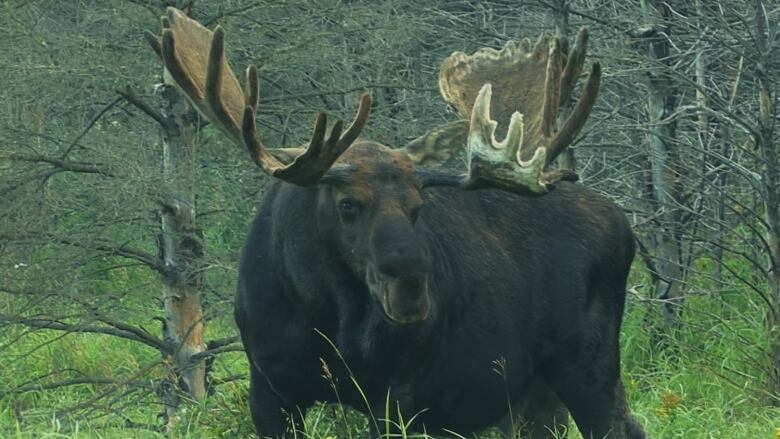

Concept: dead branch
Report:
left=189, top=342, right=244, bottom=364
left=2, top=152, right=113, bottom=176
left=117, top=85, right=172, bottom=129
left=0, top=314, right=172, bottom=354
left=61, top=97, right=123, bottom=159
left=0, top=377, right=116, bottom=398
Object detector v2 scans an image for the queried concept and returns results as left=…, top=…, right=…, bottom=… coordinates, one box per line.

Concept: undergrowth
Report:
left=2, top=263, right=780, bottom=438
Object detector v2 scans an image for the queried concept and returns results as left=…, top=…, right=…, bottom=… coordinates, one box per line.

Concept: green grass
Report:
left=3, top=267, right=780, bottom=438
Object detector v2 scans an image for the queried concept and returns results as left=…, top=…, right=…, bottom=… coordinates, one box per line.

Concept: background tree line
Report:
left=0, top=0, right=778, bottom=437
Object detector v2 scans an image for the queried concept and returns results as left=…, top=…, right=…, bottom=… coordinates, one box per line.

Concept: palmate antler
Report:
left=145, top=8, right=371, bottom=186
left=412, top=29, right=601, bottom=195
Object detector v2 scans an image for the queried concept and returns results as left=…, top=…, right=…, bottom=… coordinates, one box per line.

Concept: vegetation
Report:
left=1, top=0, right=779, bottom=437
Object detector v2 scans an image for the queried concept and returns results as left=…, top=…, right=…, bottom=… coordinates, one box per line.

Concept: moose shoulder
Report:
left=148, top=8, right=646, bottom=439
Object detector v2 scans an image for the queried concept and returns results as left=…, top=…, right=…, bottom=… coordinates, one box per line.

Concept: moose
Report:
left=147, top=8, right=646, bottom=439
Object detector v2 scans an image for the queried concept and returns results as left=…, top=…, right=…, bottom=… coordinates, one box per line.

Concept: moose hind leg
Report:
left=498, top=378, right=569, bottom=439
left=544, top=311, right=644, bottom=438
left=519, top=378, right=570, bottom=439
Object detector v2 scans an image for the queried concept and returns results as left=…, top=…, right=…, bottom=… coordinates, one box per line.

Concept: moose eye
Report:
left=338, top=199, right=361, bottom=220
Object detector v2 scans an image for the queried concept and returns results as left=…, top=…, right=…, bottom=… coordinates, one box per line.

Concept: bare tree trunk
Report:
left=754, top=0, right=780, bottom=405
left=638, top=0, right=684, bottom=328
left=552, top=0, right=576, bottom=171
left=158, top=58, right=207, bottom=424
left=694, top=0, right=722, bottom=286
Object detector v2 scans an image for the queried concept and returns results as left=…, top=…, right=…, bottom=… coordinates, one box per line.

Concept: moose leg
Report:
left=544, top=355, right=622, bottom=438
left=248, top=364, right=305, bottom=438
left=517, top=380, right=569, bottom=439
left=545, top=331, right=646, bottom=439
left=615, top=380, right=647, bottom=439
left=497, top=377, right=569, bottom=439
left=543, top=284, right=645, bottom=439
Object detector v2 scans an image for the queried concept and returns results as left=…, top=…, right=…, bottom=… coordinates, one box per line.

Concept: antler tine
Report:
left=338, top=92, right=372, bottom=148
left=161, top=27, right=203, bottom=106
left=560, top=28, right=589, bottom=105
left=275, top=93, right=372, bottom=186
left=241, top=67, right=285, bottom=173
left=244, top=65, right=259, bottom=114
left=533, top=33, right=553, bottom=60
left=205, top=26, right=243, bottom=143
left=546, top=61, right=601, bottom=166
left=541, top=37, right=562, bottom=138
left=144, top=30, right=162, bottom=58
left=464, top=83, right=551, bottom=195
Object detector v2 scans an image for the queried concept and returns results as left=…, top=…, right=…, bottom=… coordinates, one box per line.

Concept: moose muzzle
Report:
left=368, top=220, right=432, bottom=324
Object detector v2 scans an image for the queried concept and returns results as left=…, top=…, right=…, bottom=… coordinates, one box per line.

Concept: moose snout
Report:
left=371, top=220, right=430, bottom=278
left=376, top=244, right=429, bottom=278
left=370, top=220, right=432, bottom=323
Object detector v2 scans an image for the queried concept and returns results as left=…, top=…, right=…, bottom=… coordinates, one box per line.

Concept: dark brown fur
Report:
left=234, top=141, right=645, bottom=438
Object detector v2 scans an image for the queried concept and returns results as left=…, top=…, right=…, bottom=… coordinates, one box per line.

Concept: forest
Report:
left=1, top=0, right=779, bottom=437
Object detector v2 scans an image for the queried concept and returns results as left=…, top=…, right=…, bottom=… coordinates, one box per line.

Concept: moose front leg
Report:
left=248, top=364, right=307, bottom=438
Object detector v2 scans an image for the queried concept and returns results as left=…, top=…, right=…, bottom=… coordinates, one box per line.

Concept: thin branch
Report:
left=117, top=86, right=171, bottom=129
left=0, top=314, right=172, bottom=354
left=54, top=360, right=164, bottom=418
left=206, top=335, right=241, bottom=350
left=203, top=2, right=264, bottom=27
left=189, top=342, right=244, bottom=364
left=0, top=377, right=116, bottom=398
left=96, top=316, right=170, bottom=354
left=2, top=152, right=113, bottom=176
left=1, top=233, right=169, bottom=276
left=61, top=97, right=123, bottom=159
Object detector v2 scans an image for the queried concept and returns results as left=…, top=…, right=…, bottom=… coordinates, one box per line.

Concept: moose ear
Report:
left=402, top=120, right=468, bottom=166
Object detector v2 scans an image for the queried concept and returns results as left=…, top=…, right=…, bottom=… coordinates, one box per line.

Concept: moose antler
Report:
left=415, top=29, right=600, bottom=194
left=145, top=7, right=371, bottom=186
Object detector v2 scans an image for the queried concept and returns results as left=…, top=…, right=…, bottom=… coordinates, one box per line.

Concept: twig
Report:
left=206, top=335, right=241, bottom=350
left=3, top=152, right=113, bottom=176
left=61, top=97, right=123, bottom=159
left=203, top=2, right=264, bottom=27
left=0, top=233, right=171, bottom=276
left=55, top=360, right=163, bottom=418
left=189, top=342, right=244, bottom=364
left=0, top=377, right=116, bottom=398
left=117, top=86, right=171, bottom=129
left=0, top=314, right=172, bottom=354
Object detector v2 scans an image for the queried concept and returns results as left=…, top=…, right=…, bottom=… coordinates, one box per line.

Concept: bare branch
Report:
left=0, top=377, right=116, bottom=398
left=0, top=314, right=172, bottom=354
left=61, top=97, right=123, bottom=159
left=2, top=152, right=113, bottom=176
left=117, top=86, right=172, bottom=129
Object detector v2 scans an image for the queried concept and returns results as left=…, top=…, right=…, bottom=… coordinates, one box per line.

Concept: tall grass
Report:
left=2, top=264, right=780, bottom=438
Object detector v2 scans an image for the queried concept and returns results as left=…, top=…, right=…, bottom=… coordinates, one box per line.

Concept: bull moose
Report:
left=147, top=7, right=646, bottom=439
